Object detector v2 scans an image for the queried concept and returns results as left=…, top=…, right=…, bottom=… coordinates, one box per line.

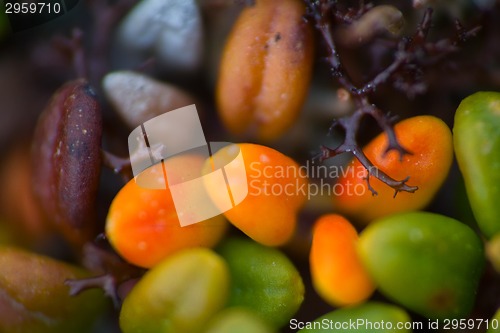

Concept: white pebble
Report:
left=102, top=70, right=195, bottom=128
left=118, top=0, right=204, bottom=72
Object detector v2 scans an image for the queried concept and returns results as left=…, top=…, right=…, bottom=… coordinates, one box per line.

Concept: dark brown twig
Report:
left=318, top=107, right=417, bottom=196
left=65, top=241, right=145, bottom=308
left=307, top=0, right=417, bottom=195
left=66, top=274, right=120, bottom=308
left=86, top=0, right=138, bottom=85
left=52, top=28, right=88, bottom=78
left=101, top=150, right=133, bottom=182
left=305, top=0, right=479, bottom=196
left=52, top=0, right=138, bottom=85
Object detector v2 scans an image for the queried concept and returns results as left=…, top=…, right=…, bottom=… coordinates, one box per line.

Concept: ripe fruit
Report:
left=358, top=212, right=484, bottom=320
left=204, top=143, right=307, bottom=246
left=310, top=214, right=375, bottom=307
left=334, top=115, right=453, bottom=224
left=106, top=155, right=227, bottom=268
left=216, top=0, right=314, bottom=141
left=454, top=91, right=500, bottom=238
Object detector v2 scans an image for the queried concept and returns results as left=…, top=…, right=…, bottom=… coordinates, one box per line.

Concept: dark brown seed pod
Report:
left=31, top=79, right=102, bottom=247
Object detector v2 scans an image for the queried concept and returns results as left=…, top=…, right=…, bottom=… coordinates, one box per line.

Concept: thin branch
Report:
left=454, top=20, right=482, bottom=44
left=332, top=1, right=374, bottom=24
left=66, top=241, right=146, bottom=307
left=355, top=39, right=409, bottom=95
left=361, top=104, right=411, bottom=159
left=101, top=150, right=133, bottom=182
left=305, top=0, right=479, bottom=195
left=86, top=0, right=138, bottom=84
left=413, top=7, right=433, bottom=43
left=347, top=8, right=433, bottom=97
left=306, top=0, right=417, bottom=194
left=308, top=0, right=358, bottom=93
left=52, top=28, right=87, bottom=78
left=66, top=274, right=120, bottom=308
left=320, top=108, right=418, bottom=196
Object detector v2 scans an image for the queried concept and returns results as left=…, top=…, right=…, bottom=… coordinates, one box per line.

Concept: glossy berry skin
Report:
left=217, top=238, right=304, bottom=329
left=358, top=212, right=485, bottom=320
left=204, top=308, right=275, bottom=333
left=334, top=115, right=453, bottom=224
left=454, top=92, right=500, bottom=238
left=310, top=214, right=375, bottom=307
left=216, top=0, right=314, bottom=141
left=32, top=79, right=102, bottom=247
left=106, top=155, right=227, bottom=268
left=204, top=143, right=308, bottom=246
left=120, top=248, right=229, bottom=333
left=487, top=309, right=500, bottom=333
left=298, top=302, right=412, bottom=333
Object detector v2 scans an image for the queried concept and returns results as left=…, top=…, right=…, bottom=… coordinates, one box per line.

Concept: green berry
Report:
left=120, top=248, right=229, bottom=333
left=454, top=91, right=500, bottom=238
left=297, top=302, right=412, bottom=333
left=358, top=212, right=484, bottom=320
left=218, top=238, right=304, bottom=328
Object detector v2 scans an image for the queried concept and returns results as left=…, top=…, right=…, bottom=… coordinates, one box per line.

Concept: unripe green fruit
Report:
left=358, top=212, right=484, bottom=320
left=204, top=307, right=275, bottom=333
left=487, top=309, right=500, bottom=333
left=298, top=302, right=412, bottom=333
left=217, top=238, right=304, bottom=328
left=454, top=91, right=500, bottom=238
left=120, top=248, right=229, bottom=333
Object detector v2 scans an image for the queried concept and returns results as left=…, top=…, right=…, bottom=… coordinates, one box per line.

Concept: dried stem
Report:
left=66, top=241, right=145, bottom=308
left=86, top=0, right=138, bottom=85
left=319, top=107, right=417, bottom=196
left=52, top=28, right=88, bottom=78
left=332, top=1, right=374, bottom=24
left=52, top=0, right=137, bottom=84
left=101, top=149, right=133, bottom=182
left=66, top=274, right=120, bottom=308
left=306, top=0, right=479, bottom=195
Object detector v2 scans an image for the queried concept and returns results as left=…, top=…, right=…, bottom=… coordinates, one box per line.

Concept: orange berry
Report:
left=204, top=143, right=307, bottom=246
left=106, top=155, right=227, bottom=268
left=334, top=115, right=453, bottom=223
left=310, top=214, right=375, bottom=307
left=216, top=0, right=314, bottom=141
